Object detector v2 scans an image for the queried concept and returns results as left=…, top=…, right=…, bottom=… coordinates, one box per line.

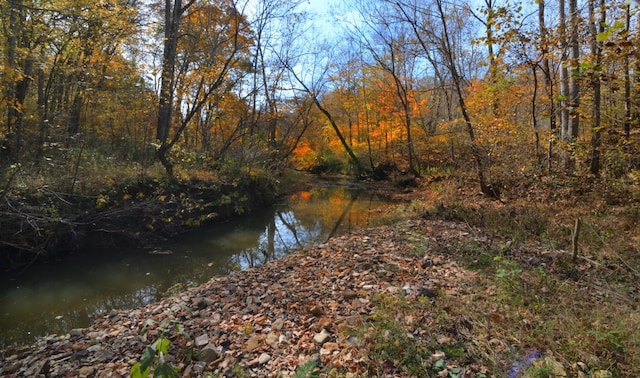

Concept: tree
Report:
left=588, top=0, right=605, bottom=175
left=3, top=0, right=32, bottom=157
left=566, top=0, right=580, bottom=170
left=275, top=9, right=366, bottom=175
left=246, top=0, right=304, bottom=152
left=558, top=0, right=570, bottom=169
left=392, top=0, right=500, bottom=198
left=538, top=0, right=556, bottom=169
left=350, top=0, right=421, bottom=174
left=282, top=56, right=366, bottom=175
left=156, top=0, right=195, bottom=144
left=155, top=0, right=251, bottom=177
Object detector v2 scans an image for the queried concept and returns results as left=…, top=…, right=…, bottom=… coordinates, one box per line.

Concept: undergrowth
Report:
left=392, top=174, right=640, bottom=376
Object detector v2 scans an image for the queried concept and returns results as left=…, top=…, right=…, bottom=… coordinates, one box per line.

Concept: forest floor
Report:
left=0, top=175, right=638, bottom=377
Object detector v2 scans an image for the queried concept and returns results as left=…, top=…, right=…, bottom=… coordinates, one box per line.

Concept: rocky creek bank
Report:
left=0, top=218, right=494, bottom=377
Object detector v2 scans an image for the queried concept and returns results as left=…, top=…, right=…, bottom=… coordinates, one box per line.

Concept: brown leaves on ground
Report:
left=1, top=199, right=638, bottom=377
left=0, top=218, right=489, bottom=377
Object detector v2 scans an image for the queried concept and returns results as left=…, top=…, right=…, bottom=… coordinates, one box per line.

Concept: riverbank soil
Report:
left=1, top=175, right=639, bottom=377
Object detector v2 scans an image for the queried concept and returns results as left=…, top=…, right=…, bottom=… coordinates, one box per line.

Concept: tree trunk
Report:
left=624, top=4, right=631, bottom=139
left=5, top=0, right=24, bottom=157
left=538, top=0, right=556, bottom=170
left=558, top=0, right=572, bottom=171
left=589, top=0, right=605, bottom=175
left=157, top=0, right=186, bottom=143
left=435, top=0, right=498, bottom=200
left=156, top=0, right=195, bottom=177
left=568, top=0, right=580, bottom=142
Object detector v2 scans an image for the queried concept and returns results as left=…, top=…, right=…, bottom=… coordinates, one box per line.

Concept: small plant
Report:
left=130, top=318, right=189, bottom=378
left=293, top=360, right=320, bottom=378
left=130, top=337, right=178, bottom=378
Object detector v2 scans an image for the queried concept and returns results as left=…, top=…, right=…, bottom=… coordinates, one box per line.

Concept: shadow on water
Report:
left=0, top=185, right=396, bottom=348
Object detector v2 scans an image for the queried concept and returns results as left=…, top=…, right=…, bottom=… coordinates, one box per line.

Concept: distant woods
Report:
left=0, top=0, right=638, bottom=185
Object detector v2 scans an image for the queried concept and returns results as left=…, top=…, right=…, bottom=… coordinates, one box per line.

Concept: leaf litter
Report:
left=0, top=212, right=636, bottom=376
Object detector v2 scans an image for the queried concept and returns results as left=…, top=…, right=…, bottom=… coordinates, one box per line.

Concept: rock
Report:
left=322, top=342, right=340, bottom=352
left=71, top=342, right=85, bottom=351
left=431, top=351, right=446, bottom=361
left=313, top=329, right=331, bottom=345
left=271, top=318, right=285, bottom=330
left=195, top=334, right=209, bottom=347
left=72, top=350, right=89, bottom=360
left=265, top=332, right=279, bottom=348
left=421, top=257, right=434, bottom=268
left=94, top=349, right=115, bottom=363
left=69, top=328, right=84, bottom=337
left=78, top=366, right=95, bottom=377
left=200, top=344, right=220, bottom=363
left=258, top=353, right=271, bottom=365
left=419, top=287, right=438, bottom=298
left=193, top=361, right=207, bottom=374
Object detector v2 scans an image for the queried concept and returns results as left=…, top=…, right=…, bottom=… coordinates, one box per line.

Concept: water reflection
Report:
left=0, top=185, right=394, bottom=348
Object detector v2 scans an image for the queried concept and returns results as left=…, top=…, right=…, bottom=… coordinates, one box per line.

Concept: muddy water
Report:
left=0, top=184, right=397, bottom=348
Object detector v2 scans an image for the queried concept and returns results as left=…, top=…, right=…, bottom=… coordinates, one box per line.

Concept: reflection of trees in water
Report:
left=0, top=185, right=390, bottom=348
left=234, top=208, right=324, bottom=269
left=235, top=190, right=364, bottom=269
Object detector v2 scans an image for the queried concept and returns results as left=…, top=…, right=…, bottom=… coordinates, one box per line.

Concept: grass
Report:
left=4, top=148, right=639, bottom=376
left=329, top=173, right=640, bottom=377
left=344, top=293, right=462, bottom=377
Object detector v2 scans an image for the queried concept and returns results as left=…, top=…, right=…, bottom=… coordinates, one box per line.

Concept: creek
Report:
left=0, top=183, right=398, bottom=348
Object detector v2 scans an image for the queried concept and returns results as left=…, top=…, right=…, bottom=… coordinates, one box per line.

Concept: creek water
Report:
left=0, top=184, right=397, bottom=349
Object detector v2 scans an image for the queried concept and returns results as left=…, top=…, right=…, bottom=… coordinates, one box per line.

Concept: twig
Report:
left=70, top=143, right=85, bottom=194
left=571, top=218, right=581, bottom=263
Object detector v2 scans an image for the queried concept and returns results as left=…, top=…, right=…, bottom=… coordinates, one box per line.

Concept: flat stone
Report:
left=313, top=329, right=331, bottom=345
left=72, top=350, right=89, bottom=360
left=265, top=332, right=279, bottom=348
left=193, top=361, right=207, bottom=374
left=258, top=352, right=271, bottom=365
left=78, top=366, right=95, bottom=377
left=199, top=344, right=220, bottom=364
left=195, top=334, right=209, bottom=347
left=271, top=318, right=285, bottom=330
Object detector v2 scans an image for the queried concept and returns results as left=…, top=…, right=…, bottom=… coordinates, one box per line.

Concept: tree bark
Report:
left=156, top=0, right=183, bottom=143
left=624, top=3, right=631, bottom=139
left=434, top=0, right=498, bottom=199
left=568, top=0, right=580, bottom=142
left=538, top=0, right=556, bottom=170
left=558, top=0, right=572, bottom=171
left=589, top=0, right=604, bottom=175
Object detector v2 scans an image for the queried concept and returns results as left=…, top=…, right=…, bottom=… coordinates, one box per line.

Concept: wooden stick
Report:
left=572, top=218, right=581, bottom=263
